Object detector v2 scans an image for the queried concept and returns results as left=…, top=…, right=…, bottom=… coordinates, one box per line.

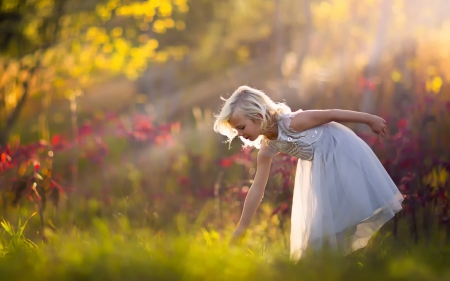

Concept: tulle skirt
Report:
left=290, top=122, right=404, bottom=261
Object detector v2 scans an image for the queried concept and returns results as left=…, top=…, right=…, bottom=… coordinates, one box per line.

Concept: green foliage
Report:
left=0, top=212, right=38, bottom=254
left=0, top=216, right=450, bottom=280
left=0, top=0, right=190, bottom=145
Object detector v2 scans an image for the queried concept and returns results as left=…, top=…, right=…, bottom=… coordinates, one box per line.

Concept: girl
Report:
left=213, top=85, right=404, bottom=261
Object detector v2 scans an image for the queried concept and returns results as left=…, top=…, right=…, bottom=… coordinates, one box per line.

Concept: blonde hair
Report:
left=213, top=85, right=291, bottom=148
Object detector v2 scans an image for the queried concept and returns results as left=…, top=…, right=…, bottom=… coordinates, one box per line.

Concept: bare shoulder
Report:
left=289, top=109, right=333, bottom=132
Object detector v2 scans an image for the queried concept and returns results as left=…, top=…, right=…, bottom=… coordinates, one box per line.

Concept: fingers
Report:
left=381, top=124, right=387, bottom=138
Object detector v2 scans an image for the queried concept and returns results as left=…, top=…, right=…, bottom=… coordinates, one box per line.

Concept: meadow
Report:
left=1, top=92, right=450, bottom=280
left=1, top=0, right=450, bottom=280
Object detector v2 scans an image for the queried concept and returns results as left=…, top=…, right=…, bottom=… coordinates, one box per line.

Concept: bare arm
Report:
left=289, top=109, right=387, bottom=136
left=235, top=152, right=273, bottom=230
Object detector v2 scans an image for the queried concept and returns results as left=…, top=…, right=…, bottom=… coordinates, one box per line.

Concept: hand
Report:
left=229, top=227, right=247, bottom=247
left=368, top=115, right=387, bottom=138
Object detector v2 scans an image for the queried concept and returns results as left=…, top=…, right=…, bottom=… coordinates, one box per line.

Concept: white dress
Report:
left=259, top=111, right=404, bottom=261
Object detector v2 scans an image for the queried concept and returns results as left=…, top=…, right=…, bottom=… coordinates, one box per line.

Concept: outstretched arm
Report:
left=289, top=109, right=387, bottom=137
left=230, top=152, right=273, bottom=244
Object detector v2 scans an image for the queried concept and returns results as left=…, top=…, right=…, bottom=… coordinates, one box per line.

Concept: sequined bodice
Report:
left=265, top=114, right=324, bottom=161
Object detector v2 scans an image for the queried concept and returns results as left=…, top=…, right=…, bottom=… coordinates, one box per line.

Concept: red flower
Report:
left=33, top=161, right=41, bottom=171
left=271, top=203, right=291, bottom=216
left=51, top=135, right=62, bottom=146
left=358, top=77, right=376, bottom=91
left=1, top=153, right=11, bottom=163
left=219, top=158, right=233, bottom=168
left=178, top=176, right=190, bottom=186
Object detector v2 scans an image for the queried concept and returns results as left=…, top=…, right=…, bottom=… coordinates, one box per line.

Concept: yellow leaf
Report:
left=24, top=18, right=42, bottom=40
left=95, top=54, right=107, bottom=68
left=86, top=27, right=99, bottom=40
left=146, top=50, right=156, bottom=59
left=424, top=168, right=449, bottom=188
left=18, top=162, right=28, bottom=176
left=146, top=39, right=159, bottom=50
left=79, top=50, right=91, bottom=64
left=431, top=76, right=443, bottom=94
left=107, top=0, right=118, bottom=10
left=426, top=80, right=431, bottom=93
left=130, top=57, right=146, bottom=69
left=439, top=169, right=449, bottom=183
left=140, top=22, right=150, bottom=31
left=71, top=66, right=83, bottom=77
left=96, top=4, right=111, bottom=20
left=155, top=51, right=168, bottom=63
left=130, top=48, right=141, bottom=58
left=93, top=33, right=109, bottom=45
left=237, top=46, right=250, bottom=61
left=175, top=21, right=185, bottom=30
left=153, top=20, right=166, bottom=34
left=177, top=4, right=189, bottom=13
left=132, top=3, right=145, bottom=16
left=175, top=0, right=188, bottom=6
left=164, top=18, right=175, bottom=28
left=391, top=70, right=402, bottom=82
left=111, top=27, right=123, bottom=37
left=201, top=228, right=212, bottom=246
left=111, top=54, right=125, bottom=71
left=142, top=2, right=156, bottom=16
left=72, top=41, right=81, bottom=53
left=138, top=34, right=149, bottom=43
left=125, top=69, right=139, bottom=81
left=113, top=38, right=130, bottom=54
left=54, top=78, right=65, bottom=88
left=170, top=48, right=185, bottom=61
left=80, top=75, right=90, bottom=85
left=126, top=29, right=137, bottom=38
left=116, top=6, right=131, bottom=16
left=144, top=15, right=154, bottom=22
left=102, top=44, right=113, bottom=53
left=158, top=2, right=172, bottom=17
left=40, top=167, right=48, bottom=177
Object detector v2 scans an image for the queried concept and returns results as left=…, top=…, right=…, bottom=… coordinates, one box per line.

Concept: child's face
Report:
left=228, top=110, right=262, bottom=141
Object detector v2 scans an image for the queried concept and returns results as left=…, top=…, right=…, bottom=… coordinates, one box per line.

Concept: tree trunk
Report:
left=296, top=0, right=312, bottom=77
left=0, top=0, right=66, bottom=147
left=0, top=78, right=30, bottom=147
left=274, top=0, right=284, bottom=79
left=294, top=0, right=312, bottom=103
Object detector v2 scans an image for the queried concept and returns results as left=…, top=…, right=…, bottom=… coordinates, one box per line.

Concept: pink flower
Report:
left=397, top=118, right=407, bottom=129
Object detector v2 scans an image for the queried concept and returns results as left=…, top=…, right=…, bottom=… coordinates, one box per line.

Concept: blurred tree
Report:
left=359, top=0, right=391, bottom=125
left=0, top=0, right=189, bottom=146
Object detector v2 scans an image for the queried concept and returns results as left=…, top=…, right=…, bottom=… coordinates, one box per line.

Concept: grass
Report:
left=1, top=213, right=450, bottom=281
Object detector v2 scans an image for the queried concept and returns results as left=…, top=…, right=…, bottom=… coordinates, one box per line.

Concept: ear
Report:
left=251, top=114, right=263, bottom=125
